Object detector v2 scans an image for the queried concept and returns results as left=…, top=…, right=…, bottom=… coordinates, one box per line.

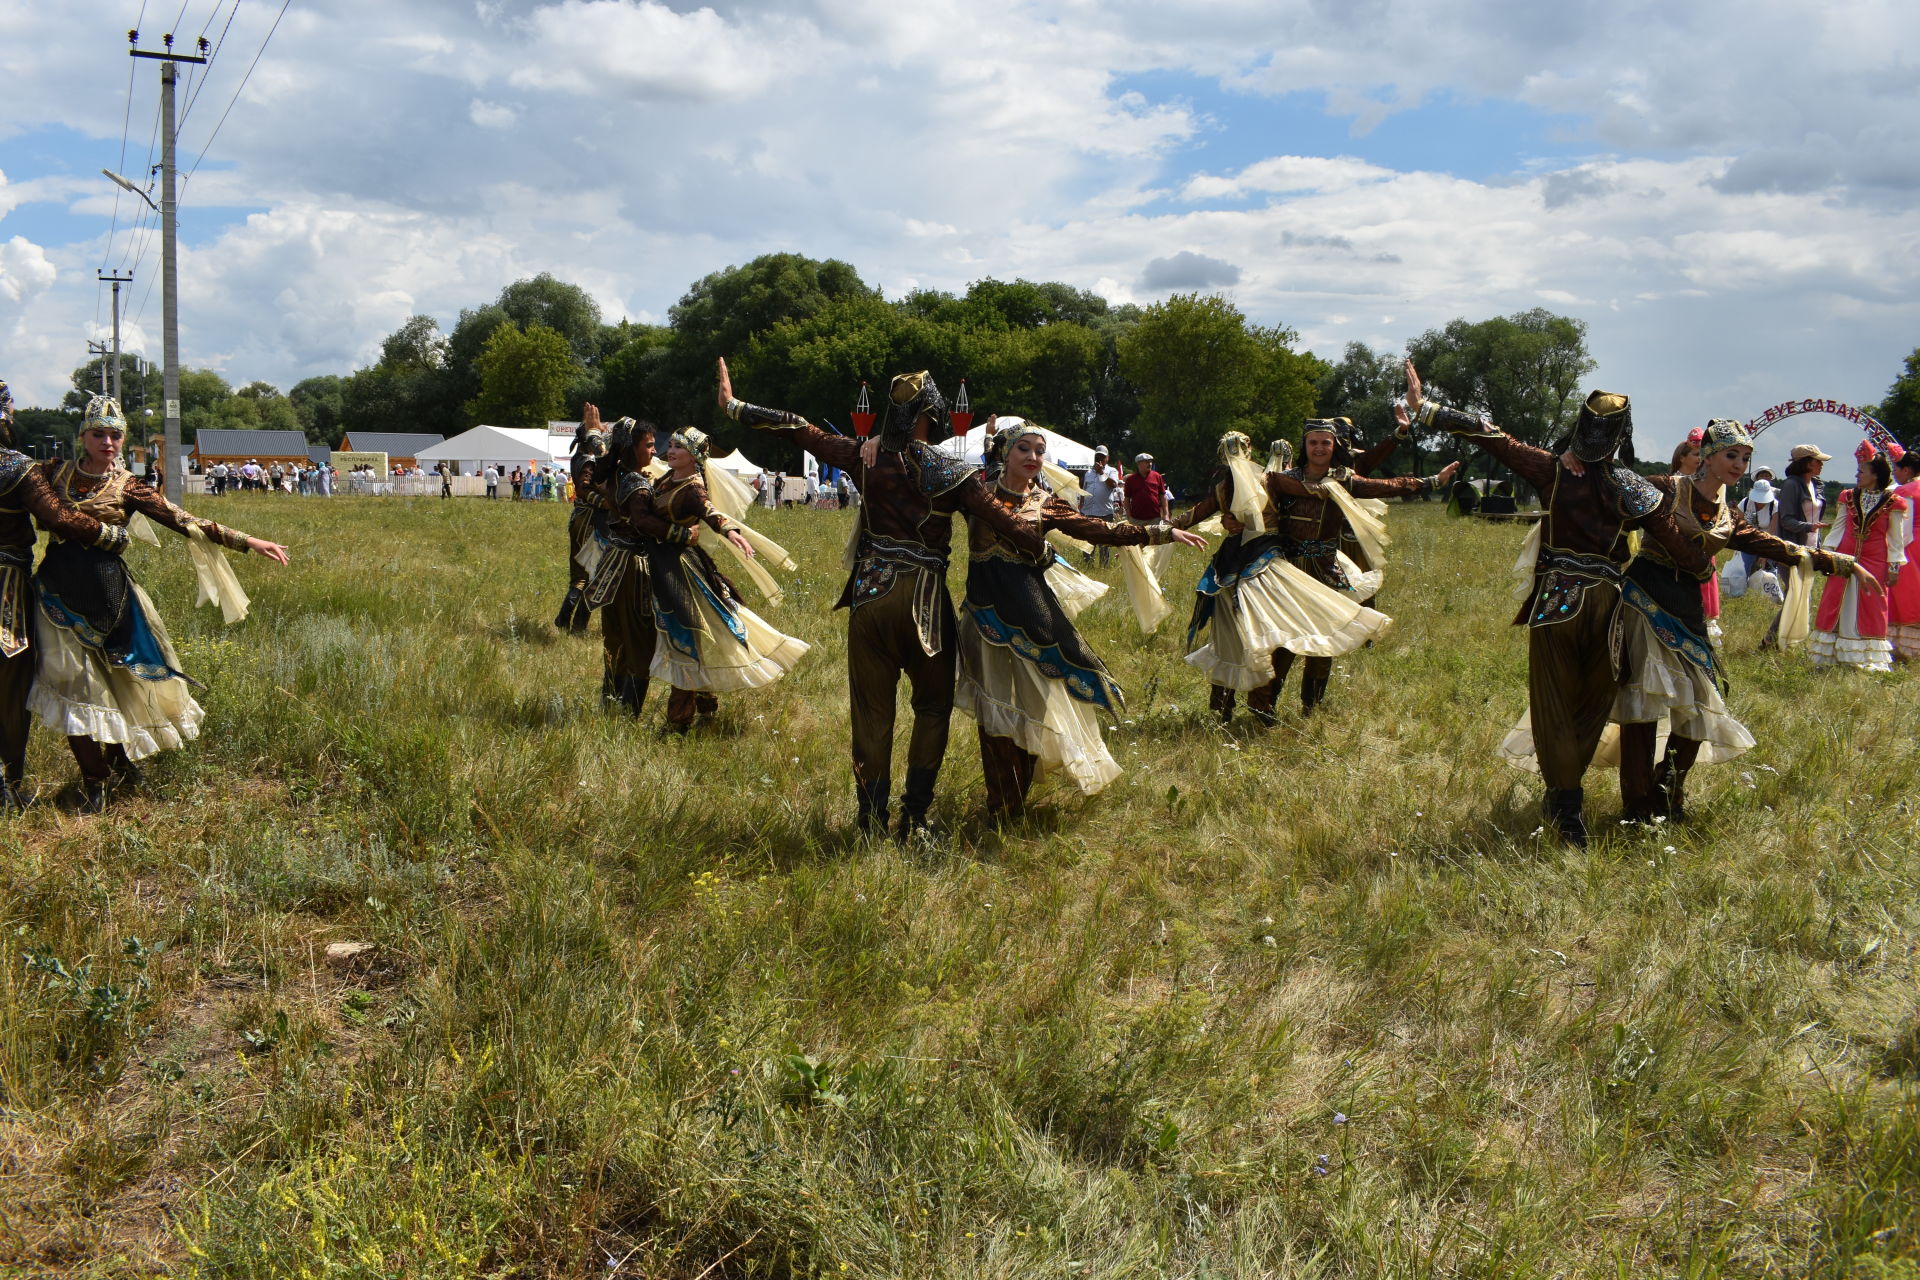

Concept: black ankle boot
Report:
left=554, top=585, right=585, bottom=632
left=1300, top=677, right=1328, bottom=714
left=1209, top=685, right=1237, bottom=725
left=1654, top=759, right=1693, bottom=822
left=895, top=767, right=939, bottom=843
left=855, top=781, right=890, bottom=836
left=1544, top=788, right=1587, bottom=847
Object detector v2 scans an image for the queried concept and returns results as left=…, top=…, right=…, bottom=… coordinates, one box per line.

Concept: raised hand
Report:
left=1403, top=359, right=1424, bottom=415
left=1438, top=460, right=1461, bottom=485
left=716, top=356, right=734, bottom=407
left=581, top=402, right=601, bottom=431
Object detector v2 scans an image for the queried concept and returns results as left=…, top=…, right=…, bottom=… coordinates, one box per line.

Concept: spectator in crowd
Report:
left=1123, top=451, right=1173, bottom=577
left=1740, top=468, right=1779, bottom=574
left=835, top=470, right=851, bottom=508
left=485, top=464, right=499, bottom=498
left=1761, top=443, right=1830, bottom=648
left=1078, top=445, right=1122, bottom=566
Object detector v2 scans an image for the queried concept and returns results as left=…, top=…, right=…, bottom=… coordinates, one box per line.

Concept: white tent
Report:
left=936, top=419, right=1100, bottom=470
left=709, top=449, right=768, bottom=478
left=415, top=425, right=565, bottom=473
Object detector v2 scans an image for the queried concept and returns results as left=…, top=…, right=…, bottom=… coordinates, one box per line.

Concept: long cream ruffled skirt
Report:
left=955, top=625, right=1122, bottom=796
left=28, top=582, right=204, bottom=762
left=650, top=589, right=810, bottom=694
left=1497, top=605, right=1754, bottom=772
left=1186, top=560, right=1392, bottom=691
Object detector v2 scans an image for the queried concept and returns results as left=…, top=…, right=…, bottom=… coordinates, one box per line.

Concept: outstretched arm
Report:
left=957, top=475, right=1048, bottom=559
left=17, top=469, right=123, bottom=551
left=1402, top=359, right=1555, bottom=492
left=123, top=475, right=290, bottom=563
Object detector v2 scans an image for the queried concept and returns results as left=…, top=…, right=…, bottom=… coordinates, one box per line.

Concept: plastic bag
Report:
left=1720, top=553, right=1749, bottom=598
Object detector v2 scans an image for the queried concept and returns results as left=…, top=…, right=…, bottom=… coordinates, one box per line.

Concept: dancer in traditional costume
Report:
left=583, top=417, right=670, bottom=716
left=0, top=380, right=123, bottom=809
left=1615, top=419, right=1874, bottom=821
left=1888, top=447, right=1920, bottom=661
left=1403, top=363, right=1709, bottom=846
left=1669, top=428, right=1723, bottom=641
left=554, top=405, right=612, bottom=633
left=31, top=397, right=289, bottom=811
left=1810, top=440, right=1909, bottom=672
left=718, top=359, right=1048, bottom=839
left=957, top=424, right=1204, bottom=816
left=628, top=427, right=808, bottom=732
left=1178, top=425, right=1456, bottom=723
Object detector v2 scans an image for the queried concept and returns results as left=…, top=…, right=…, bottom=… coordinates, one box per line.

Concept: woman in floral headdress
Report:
left=31, top=396, right=290, bottom=810
left=638, top=426, right=808, bottom=731
left=957, top=422, right=1207, bottom=817
left=1614, top=418, right=1877, bottom=821
left=1810, top=438, right=1909, bottom=672
left=1670, top=426, right=1724, bottom=637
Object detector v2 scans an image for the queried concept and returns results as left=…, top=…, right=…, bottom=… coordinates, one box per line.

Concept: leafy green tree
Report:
left=1117, top=294, right=1319, bottom=487
left=599, top=325, right=675, bottom=417
left=497, top=274, right=603, bottom=364
left=379, top=315, right=449, bottom=371
left=63, top=355, right=163, bottom=414
left=1406, top=308, right=1594, bottom=453
left=466, top=324, right=577, bottom=429
left=1875, top=346, right=1920, bottom=446
left=1316, top=342, right=1402, bottom=445
left=290, top=376, right=348, bottom=443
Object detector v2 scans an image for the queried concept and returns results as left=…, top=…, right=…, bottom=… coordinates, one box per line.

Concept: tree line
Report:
left=39, top=251, right=1918, bottom=485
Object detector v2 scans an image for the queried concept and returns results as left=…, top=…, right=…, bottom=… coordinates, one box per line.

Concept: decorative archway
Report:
left=1746, top=397, right=1901, bottom=454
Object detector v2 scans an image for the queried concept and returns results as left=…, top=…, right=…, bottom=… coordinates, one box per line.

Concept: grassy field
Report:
left=0, top=492, right=1915, bottom=1278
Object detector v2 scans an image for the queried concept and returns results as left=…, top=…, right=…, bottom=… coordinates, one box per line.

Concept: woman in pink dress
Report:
left=1812, top=440, right=1909, bottom=671
left=1888, top=445, right=1920, bottom=661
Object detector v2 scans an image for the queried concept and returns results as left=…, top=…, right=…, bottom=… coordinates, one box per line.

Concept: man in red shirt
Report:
left=1123, top=452, right=1172, bottom=576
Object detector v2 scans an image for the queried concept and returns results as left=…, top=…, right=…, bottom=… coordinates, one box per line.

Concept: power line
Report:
left=180, top=0, right=289, bottom=194
left=179, top=0, right=241, bottom=128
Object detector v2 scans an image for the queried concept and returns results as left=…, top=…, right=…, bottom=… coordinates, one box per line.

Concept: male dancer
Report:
left=0, top=379, right=124, bottom=808
left=717, top=358, right=1046, bottom=839
left=555, top=405, right=612, bottom=632
left=1403, top=361, right=1710, bottom=846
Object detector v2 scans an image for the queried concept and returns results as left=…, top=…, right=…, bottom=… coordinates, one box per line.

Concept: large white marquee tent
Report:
left=415, top=426, right=566, bottom=473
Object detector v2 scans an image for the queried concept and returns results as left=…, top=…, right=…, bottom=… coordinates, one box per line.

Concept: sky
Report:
left=3, top=0, right=1917, bottom=472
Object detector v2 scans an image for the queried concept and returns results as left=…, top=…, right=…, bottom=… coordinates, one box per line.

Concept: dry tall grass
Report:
left=0, top=493, right=1914, bottom=1278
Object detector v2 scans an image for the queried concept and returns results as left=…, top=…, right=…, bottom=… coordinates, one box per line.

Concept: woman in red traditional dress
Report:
left=1811, top=440, right=1909, bottom=672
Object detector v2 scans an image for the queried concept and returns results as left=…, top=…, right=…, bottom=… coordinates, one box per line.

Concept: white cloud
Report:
left=469, top=99, right=520, bottom=129
left=0, top=0, right=1914, bottom=435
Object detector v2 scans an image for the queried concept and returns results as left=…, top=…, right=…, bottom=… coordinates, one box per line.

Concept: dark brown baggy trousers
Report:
left=847, top=574, right=956, bottom=801
left=1527, top=586, right=1622, bottom=791
left=600, top=559, right=655, bottom=714
left=0, top=645, right=31, bottom=786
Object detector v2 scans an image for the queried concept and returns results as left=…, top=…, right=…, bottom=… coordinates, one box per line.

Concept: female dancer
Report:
left=32, top=397, right=289, bottom=810
left=1614, top=419, right=1876, bottom=820
left=583, top=417, right=667, bottom=715
left=957, top=424, right=1206, bottom=817
left=1811, top=440, right=1908, bottom=672
left=635, top=427, right=808, bottom=731
left=1177, top=428, right=1455, bottom=723
left=1670, top=428, right=1722, bottom=638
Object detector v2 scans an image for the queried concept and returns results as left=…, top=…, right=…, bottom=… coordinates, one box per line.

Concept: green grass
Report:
left=0, top=493, right=1915, bottom=1278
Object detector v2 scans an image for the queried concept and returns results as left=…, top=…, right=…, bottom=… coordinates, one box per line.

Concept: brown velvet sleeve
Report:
left=957, top=474, right=1047, bottom=558
left=1041, top=495, right=1156, bottom=546
left=1341, top=471, right=1427, bottom=499
left=1169, top=487, right=1220, bottom=530
left=788, top=423, right=863, bottom=474
left=1725, top=506, right=1825, bottom=568
left=615, top=486, right=676, bottom=540
left=1351, top=433, right=1403, bottom=476
left=122, top=475, right=252, bottom=551
left=17, top=469, right=108, bottom=546
left=1631, top=484, right=1714, bottom=578
left=1458, top=431, right=1556, bottom=493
